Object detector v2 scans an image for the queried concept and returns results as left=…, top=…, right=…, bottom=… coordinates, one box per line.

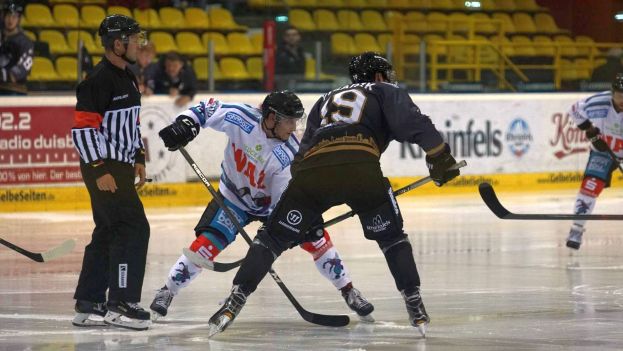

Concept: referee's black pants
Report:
left=74, top=160, right=150, bottom=303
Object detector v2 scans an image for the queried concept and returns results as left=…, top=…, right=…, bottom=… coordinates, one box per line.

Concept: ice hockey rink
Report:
left=1, top=189, right=622, bottom=351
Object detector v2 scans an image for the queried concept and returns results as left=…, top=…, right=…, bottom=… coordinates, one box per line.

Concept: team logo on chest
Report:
left=232, top=143, right=266, bottom=189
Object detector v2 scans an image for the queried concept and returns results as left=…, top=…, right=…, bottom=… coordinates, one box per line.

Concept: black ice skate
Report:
left=566, top=225, right=585, bottom=250
left=72, top=300, right=108, bottom=327
left=207, top=285, right=247, bottom=338
left=402, top=287, right=430, bottom=337
left=150, top=285, right=174, bottom=320
left=342, top=287, right=375, bottom=322
left=104, top=300, right=151, bottom=331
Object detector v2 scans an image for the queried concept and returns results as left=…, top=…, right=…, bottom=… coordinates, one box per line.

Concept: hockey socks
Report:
left=300, top=230, right=351, bottom=290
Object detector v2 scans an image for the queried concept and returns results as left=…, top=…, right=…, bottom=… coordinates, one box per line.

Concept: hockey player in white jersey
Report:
left=152, top=91, right=374, bottom=320
left=566, top=74, right=623, bottom=249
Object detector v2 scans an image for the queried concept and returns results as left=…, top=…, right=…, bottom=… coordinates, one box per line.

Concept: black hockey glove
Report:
left=159, top=115, right=200, bottom=151
left=585, top=126, right=609, bottom=152
left=426, top=143, right=460, bottom=187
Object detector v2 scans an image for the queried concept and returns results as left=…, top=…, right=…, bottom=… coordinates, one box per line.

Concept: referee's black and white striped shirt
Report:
left=72, top=56, right=144, bottom=177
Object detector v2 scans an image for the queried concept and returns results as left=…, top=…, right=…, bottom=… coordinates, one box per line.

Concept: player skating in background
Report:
left=205, top=52, right=460, bottom=338
left=566, top=74, right=623, bottom=249
left=152, top=91, right=374, bottom=321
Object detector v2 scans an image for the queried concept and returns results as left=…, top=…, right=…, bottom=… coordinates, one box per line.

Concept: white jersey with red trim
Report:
left=180, top=99, right=299, bottom=216
left=570, top=91, right=623, bottom=157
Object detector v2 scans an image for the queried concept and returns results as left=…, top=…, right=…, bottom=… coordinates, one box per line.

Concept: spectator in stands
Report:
left=275, top=26, right=307, bottom=91
left=129, top=41, right=157, bottom=95
left=591, top=48, right=623, bottom=83
left=0, top=0, right=33, bottom=95
left=147, top=51, right=197, bottom=107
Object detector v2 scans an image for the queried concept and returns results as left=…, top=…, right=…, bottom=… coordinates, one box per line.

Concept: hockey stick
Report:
left=479, top=182, right=623, bottom=220
left=178, top=146, right=350, bottom=327
left=0, top=238, right=76, bottom=262
left=604, top=147, right=623, bottom=175
left=200, top=160, right=468, bottom=272
left=182, top=248, right=243, bottom=272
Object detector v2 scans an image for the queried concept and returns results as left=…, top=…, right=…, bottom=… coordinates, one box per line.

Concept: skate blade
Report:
left=104, top=312, right=151, bottom=331
left=358, top=313, right=375, bottom=323
left=415, top=321, right=428, bottom=338
left=72, top=313, right=107, bottom=327
left=207, top=314, right=232, bottom=338
left=150, top=312, right=164, bottom=322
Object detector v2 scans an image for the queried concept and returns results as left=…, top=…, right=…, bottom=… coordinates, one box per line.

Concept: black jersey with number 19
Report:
left=295, top=82, right=444, bottom=170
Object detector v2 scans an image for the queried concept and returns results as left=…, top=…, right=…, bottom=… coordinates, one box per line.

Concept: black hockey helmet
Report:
left=98, top=14, right=144, bottom=49
left=261, top=90, right=305, bottom=122
left=1, top=0, right=24, bottom=15
left=612, top=73, right=623, bottom=92
left=348, top=51, right=396, bottom=84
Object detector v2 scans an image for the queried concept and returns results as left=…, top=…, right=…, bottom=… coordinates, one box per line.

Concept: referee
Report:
left=71, top=14, right=151, bottom=330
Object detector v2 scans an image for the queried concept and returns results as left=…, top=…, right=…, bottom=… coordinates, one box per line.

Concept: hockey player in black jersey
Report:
left=0, top=0, right=32, bottom=95
left=206, top=52, right=460, bottom=338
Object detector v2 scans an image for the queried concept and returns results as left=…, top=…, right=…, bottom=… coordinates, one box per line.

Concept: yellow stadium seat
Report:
left=573, top=58, right=591, bottom=80
left=246, top=57, right=263, bottom=80
left=410, top=0, right=430, bottom=9
left=377, top=33, right=393, bottom=54
left=560, top=58, right=578, bottom=80
left=107, top=6, right=132, bottom=17
left=23, top=30, right=36, bottom=41
left=176, top=32, right=206, bottom=55
left=424, top=34, right=446, bottom=56
left=447, top=34, right=471, bottom=63
left=133, top=8, right=161, bottom=30
left=575, top=35, right=595, bottom=57
left=209, top=8, right=247, bottom=30
left=493, top=0, right=515, bottom=11
left=360, top=10, right=387, bottom=32
left=289, top=9, right=316, bottom=31
left=92, top=56, right=102, bottom=65
left=202, top=32, right=230, bottom=55
left=433, top=0, right=455, bottom=10
left=53, top=4, right=79, bottom=28
left=555, top=35, right=578, bottom=56
left=514, top=0, right=541, bottom=10
left=426, top=12, right=448, bottom=32
left=30, top=57, right=59, bottom=81
left=474, top=35, right=498, bottom=63
left=317, top=0, right=344, bottom=7
left=220, top=57, right=251, bottom=80
left=405, top=12, right=427, bottom=32
left=314, top=10, right=340, bottom=31
left=39, top=30, right=74, bottom=55
left=472, top=13, right=496, bottom=34
left=344, top=0, right=367, bottom=8
left=534, top=13, right=560, bottom=34
left=67, top=30, right=104, bottom=55
left=388, top=0, right=411, bottom=9
left=23, top=4, right=56, bottom=28
left=304, top=57, right=334, bottom=80
left=532, top=35, right=554, bottom=56
left=250, top=32, right=264, bottom=54
left=56, top=56, right=78, bottom=81
left=354, top=33, right=382, bottom=52
left=337, top=10, right=365, bottom=31
left=384, top=11, right=404, bottom=26
left=185, top=8, right=210, bottom=29
left=367, top=0, right=388, bottom=7
left=150, top=32, right=179, bottom=53
left=448, top=12, right=470, bottom=33
left=193, top=57, right=222, bottom=80
left=227, top=33, right=255, bottom=55
left=331, top=33, right=356, bottom=56
left=490, top=35, right=514, bottom=56
left=159, top=7, right=185, bottom=29
left=510, top=35, right=535, bottom=56
left=492, top=13, right=515, bottom=33
left=80, top=5, right=106, bottom=29
left=512, top=13, right=536, bottom=33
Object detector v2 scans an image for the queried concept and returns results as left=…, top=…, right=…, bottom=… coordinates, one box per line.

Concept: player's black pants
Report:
left=74, top=160, right=150, bottom=303
left=233, top=158, right=421, bottom=294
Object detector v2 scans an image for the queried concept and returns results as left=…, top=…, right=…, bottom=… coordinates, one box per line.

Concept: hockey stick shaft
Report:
left=0, top=238, right=76, bottom=262
left=604, top=147, right=623, bottom=175
left=323, top=160, right=468, bottom=228
left=178, top=147, right=349, bottom=327
left=479, top=182, right=623, bottom=220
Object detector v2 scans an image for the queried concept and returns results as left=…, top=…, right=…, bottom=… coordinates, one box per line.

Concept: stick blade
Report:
left=301, top=311, right=350, bottom=327
left=478, top=182, right=511, bottom=219
left=40, top=239, right=76, bottom=262
left=182, top=247, right=243, bottom=272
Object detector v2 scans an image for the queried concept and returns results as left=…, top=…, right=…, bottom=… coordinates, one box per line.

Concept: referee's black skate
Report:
left=207, top=285, right=247, bottom=338
left=105, top=300, right=151, bottom=331
left=150, top=285, right=174, bottom=320
left=342, top=286, right=375, bottom=322
left=72, top=300, right=108, bottom=327
left=402, top=287, right=430, bottom=337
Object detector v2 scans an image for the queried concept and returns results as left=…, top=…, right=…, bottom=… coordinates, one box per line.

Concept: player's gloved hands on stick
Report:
left=426, top=143, right=460, bottom=186
left=159, top=115, right=200, bottom=151
left=585, top=126, right=609, bottom=152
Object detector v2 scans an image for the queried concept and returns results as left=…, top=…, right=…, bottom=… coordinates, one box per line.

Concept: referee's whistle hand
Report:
left=96, top=174, right=118, bottom=193
left=134, top=164, right=147, bottom=189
